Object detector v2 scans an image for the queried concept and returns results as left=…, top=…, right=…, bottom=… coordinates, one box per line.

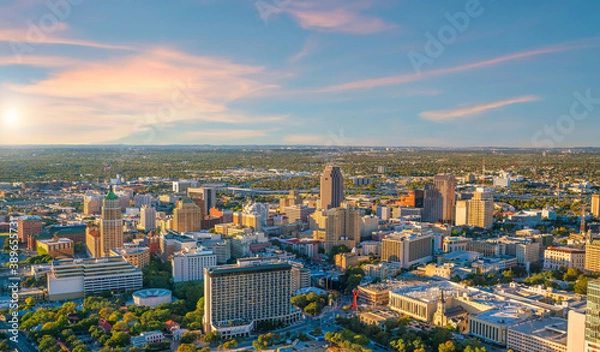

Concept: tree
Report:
left=563, top=267, right=581, bottom=282
left=574, top=276, right=589, bottom=294
left=222, top=339, right=238, bottom=350
left=177, top=344, right=197, bottom=352
left=202, top=331, right=221, bottom=345
left=439, top=341, right=456, bottom=352
left=304, top=302, right=321, bottom=315
left=38, top=335, right=59, bottom=352
left=105, top=332, right=130, bottom=348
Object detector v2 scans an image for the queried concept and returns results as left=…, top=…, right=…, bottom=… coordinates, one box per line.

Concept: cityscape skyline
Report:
left=1, top=1, right=600, bottom=147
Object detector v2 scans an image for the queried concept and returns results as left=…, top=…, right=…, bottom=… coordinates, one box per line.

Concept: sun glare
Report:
left=2, top=108, right=19, bottom=127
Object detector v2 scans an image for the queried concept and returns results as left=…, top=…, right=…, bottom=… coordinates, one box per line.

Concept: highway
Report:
left=0, top=322, right=37, bottom=352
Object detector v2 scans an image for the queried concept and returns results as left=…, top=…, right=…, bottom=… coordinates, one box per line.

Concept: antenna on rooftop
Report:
left=481, top=157, right=486, bottom=185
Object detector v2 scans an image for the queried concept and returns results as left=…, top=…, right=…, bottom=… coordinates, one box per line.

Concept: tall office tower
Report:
left=586, top=280, right=600, bottom=351
left=319, top=164, right=344, bottom=210
left=422, top=183, right=442, bottom=223
left=188, top=185, right=217, bottom=216
left=311, top=207, right=360, bottom=253
left=83, top=195, right=101, bottom=215
left=592, top=194, right=600, bottom=218
left=455, top=200, right=469, bottom=226
left=279, top=190, right=302, bottom=212
left=139, top=205, right=157, bottom=231
left=467, top=188, right=494, bottom=228
left=99, top=189, right=124, bottom=256
left=586, top=241, right=600, bottom=273
left=204, top=259, right=301, bottom=339
left=381, top=232, right=433, bottom=269
left=173, top=198, right=202, bottom=233
left=133, top=193, right=153, bottom=208
left=433, top=174, right=456, bottom=223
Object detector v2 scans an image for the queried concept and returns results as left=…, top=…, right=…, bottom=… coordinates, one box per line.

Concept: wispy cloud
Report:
left=3, top=47, right=284, bottom=143
left=0, top=26, right=133, bottom=51
left=420, top=95, right=541, bottom=121
left=289, top=37, right=318, bottom=63
left=318, top=39, right=600, bottom=92
left=279, top=0, right=395, bottom=34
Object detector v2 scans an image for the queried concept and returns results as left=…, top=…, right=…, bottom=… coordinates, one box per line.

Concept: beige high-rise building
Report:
left=585, top=241, right=600, bottom=273
left=204, top=259, right=301, bottom=339
left=139, top=205, right=156, bottom=231
left=434, top=174, right=456, bottom=223
left=86, top=227, right=101, bottom=258
left=173, top=198, right=202, bottom=233
left=99, top=189, right=124, bottom=256
left=381, top=232, right=433, bottom=269
left=83, top=195, right=101, bottom=215
left=455, top=200, right=469, bottom=226
left=320, top=165, right=344, bottom=210
left=467, top=188, right=494, bottom=229
left=279, top=190, right=302, bottom=212
left=592, top=194, right=600, bottom=218
left=311, top=207, right=360, bottom=252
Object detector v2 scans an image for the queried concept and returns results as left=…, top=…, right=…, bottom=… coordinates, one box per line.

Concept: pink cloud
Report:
left=289, top=37, right=318, bottom=63
left=318, top=40, right=600, bottom=92
left=279, top=0, right=396, bottom=34
left=420, top=95, right=541, bottom=121
left=2, top=47, right=284, bottom=143
left=0, top=26, right=132, bottom=51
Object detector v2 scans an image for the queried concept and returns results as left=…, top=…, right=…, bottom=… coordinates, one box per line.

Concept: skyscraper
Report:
left=204, top=259, right=301, bottom=339
left=467, top=188, right=494, bottom=228
left=585, top=280, right=600, bottom=351
left=173, top=198, right=202, bottom=233
left=100, top=189, right=124, bottom=256
left=422, top=183, right=442, bottom=223
left=592, top=194, right=600, bottom=218
left=310, top=207, right=360, bottom=252
left=188, top=185, right=217, bottom=216
left=139, top=205, right=157, bottom=231
left=434, top=174, right=456, bottom=223
left=320, top=165, right=344, bottom=210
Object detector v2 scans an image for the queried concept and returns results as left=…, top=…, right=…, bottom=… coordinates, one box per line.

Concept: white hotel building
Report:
left=171, top=247, right=217, bottom=283
left=543, top=246, right=586, bottom=271
left=48, top=257, right=143, bottom=300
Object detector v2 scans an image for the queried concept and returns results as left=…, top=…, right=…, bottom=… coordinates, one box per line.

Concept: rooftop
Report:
left=509, top=317, right=567, bottom=345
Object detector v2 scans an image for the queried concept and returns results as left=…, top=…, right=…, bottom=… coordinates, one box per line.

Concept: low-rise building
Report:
left=36, top=237, right=74, bottom=258
left=131, top=330, right=165, bottom=348
left=359, top=310, right=400, bottom=331
left=110, top=244, right=151, bottom=269
left=47, top=257, right=143, bottom=301
left=544, top=247, right=586, bottom=271
left=507, top=317, right=567, bottom=352
left=469, top=306, right=534, bottom=346
left=171, top=247, right=217, bottom=283
left=362, top=262, right=402, bottom=280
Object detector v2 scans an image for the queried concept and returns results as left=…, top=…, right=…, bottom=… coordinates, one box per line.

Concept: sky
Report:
left=0, top=0, right=599, bottom=147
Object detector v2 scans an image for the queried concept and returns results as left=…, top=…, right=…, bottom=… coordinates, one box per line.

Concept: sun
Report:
left=2, top=108, right=19, bottom=127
